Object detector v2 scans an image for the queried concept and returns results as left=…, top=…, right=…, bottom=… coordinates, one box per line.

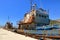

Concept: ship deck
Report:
left=16, top=29, right=60, bottom=40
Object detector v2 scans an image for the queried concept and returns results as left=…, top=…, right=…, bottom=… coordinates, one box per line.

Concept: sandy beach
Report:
left=0, top=28, right=37, bottom=40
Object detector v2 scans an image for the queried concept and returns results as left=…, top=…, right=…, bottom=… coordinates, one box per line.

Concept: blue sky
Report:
left=0, top=0, right=60, bottom=26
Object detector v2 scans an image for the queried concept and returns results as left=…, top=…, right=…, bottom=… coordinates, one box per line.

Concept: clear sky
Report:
left=0, top=0, right=60, bottom=26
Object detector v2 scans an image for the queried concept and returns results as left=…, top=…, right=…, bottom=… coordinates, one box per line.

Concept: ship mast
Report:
left=8, top=16, right=10, bottom=22
left=30, top=0, right=36, bottom=10
left=30, top=0, right=32, bottom=10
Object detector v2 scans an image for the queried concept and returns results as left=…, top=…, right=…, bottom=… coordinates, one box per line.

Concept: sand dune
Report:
left=0, top=28, right=37, bottom=40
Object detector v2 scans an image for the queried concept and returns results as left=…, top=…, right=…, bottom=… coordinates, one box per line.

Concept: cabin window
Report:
left=36, top=13, right=38, bottom=16
left=44, top=16, right=46, bottom=18
left=41, top=15, right=48, bottom=18
left=36, top=23, right=41, bottom=26
left=39, top=14, right=41, bottom=17
left=42, top=15, right=44, bottom=17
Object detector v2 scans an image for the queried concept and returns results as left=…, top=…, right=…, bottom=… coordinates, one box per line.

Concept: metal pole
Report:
left=30, top=0, right=33, bottom=10
left=8, top=16, right=10, bottom=22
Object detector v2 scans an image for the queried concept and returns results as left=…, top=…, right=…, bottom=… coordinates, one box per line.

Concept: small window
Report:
left=39, top=14, right=41, bottom=17
left=36, top=24, right=41, bottom=26
left=42, top=15, right=44, bottom=17
left=36, top=13, right=38, bottom=16
left=44, top=16, right=46, bottom=18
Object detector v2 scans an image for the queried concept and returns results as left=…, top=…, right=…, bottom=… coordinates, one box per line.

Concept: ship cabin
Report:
left=18, top=8, right=50, bottom=30
left=34, top=8, right=50, bottom=26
